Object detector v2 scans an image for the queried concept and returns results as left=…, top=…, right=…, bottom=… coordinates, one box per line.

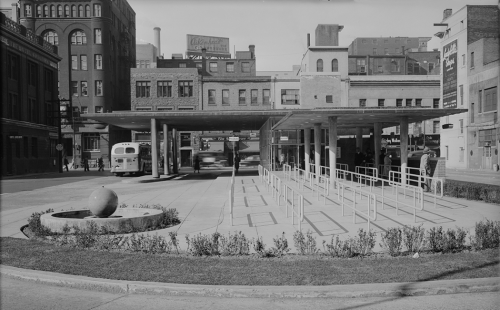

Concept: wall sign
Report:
left=443, top=40, right=458, bottom=108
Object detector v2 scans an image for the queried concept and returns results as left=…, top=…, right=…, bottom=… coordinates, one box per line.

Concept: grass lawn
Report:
left=1, top=237, right=499, bottom=286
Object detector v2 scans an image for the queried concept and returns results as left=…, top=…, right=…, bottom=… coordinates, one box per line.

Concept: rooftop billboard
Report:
left=186, top=34, right=230, bottom=57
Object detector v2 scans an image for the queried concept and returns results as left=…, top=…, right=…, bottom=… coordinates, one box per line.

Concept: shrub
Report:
left=470, top=220, right=500, bottom=250
left=427, top=226, right=468, bottom=253
left=427, top=226, right=445, bottom=252
left=403, top=225, right=426, bottom=254
left=269, top=232, right=290, bottom=257
left=380, top=228, right=402, bottom=256
left=27, top=208, right=54, bottom=237
left=322, top=235, right=356, bottom=258
left=354, top=228, right=376, bottom=256
left=219, top=231, right=251, bottom=256
left=293, top=230, right=320, bottom=255
left=253, top=237, right=274, bottom=258
left=441, top=180, right=500, bottom=204
left=185, top=233, right=220, bottom=256
left=169, top=231, right=180, bottom=254
left=73, top=221, right=100, bottom=249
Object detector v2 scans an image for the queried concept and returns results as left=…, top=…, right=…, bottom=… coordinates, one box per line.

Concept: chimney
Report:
left=153, top=27, right=161, bottom=57
left=443, top=9, right=452, bottom=20
left=249, top=45, right=255, bottom=59
left=202, top=48, right=207, bottom=74
left=307, top=33, right=310, bottom=48
left=315, top=24, right=344, bottom=46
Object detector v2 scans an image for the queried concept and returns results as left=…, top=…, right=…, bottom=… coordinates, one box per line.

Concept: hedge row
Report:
left=442, top=179, right=500, bottom=204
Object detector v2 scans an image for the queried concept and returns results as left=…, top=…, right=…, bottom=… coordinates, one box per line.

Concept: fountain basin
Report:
left=40, top=208, right=164, bottom=233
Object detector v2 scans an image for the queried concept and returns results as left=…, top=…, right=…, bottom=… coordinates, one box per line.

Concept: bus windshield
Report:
left=114, top=147, right=137, bottom=154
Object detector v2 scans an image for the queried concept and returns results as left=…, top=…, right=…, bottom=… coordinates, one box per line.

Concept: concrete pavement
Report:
left=1, top=166, right=499, bottom=298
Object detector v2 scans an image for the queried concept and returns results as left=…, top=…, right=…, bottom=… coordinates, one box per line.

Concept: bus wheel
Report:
left=115, top=173, right=124, bottom=177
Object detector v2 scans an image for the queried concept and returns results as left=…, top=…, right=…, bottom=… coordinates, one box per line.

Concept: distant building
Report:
left=348, top=36, right=431, bottom=56
left=1, top=12, right=61, bottom=176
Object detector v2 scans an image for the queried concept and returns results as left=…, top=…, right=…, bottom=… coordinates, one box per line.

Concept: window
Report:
left=406, top=99, right=412, bottom=107
left=263, top=89, right=270, bottom=104
left=27, top=62, right=38, bottom=87
left=281, top=89, right=300, bottom=105
left=239, top=90, right=246, bottom=105
left=179, top=63, right=186, bottom=68
left=49, top=6, right=55, bottom=17
left=470, top=52, right=474, bottom=68
left=471, top=103, right=475, bottom=123
left=136, top=81, right=150, bottom=98
left=71, top=55, right=78, bottom=70
left=85, top=5, right=90, bottom=17
left=178, top=107, right=195, bottom=111
left=359, top=99, right=366, bottom=107
left=326, top=95, right=333, bottom=103
left=433, top=121, right=440, bottom=134
left=241, top=62, right=250, bottom=73
left=222, top=89, right=229, bottom=105
left=479, top=90, right=483, bottom=113
left=462, top=54, right=465, bottom=66
left=95, top=54, right=102, bottom=69
left=23, top=137, right=29, bottom=158
left=378, top=99, right=385, bottom=107
left=94, top=29, right=102, bottom=44
left=44, top=5, right=49, bottom=17
left=71, top=31, right=87, bottom=45
left=95, top=106, right=103, bottom=113
left=207, top=89, right=216, bottom=105
left=226, top=62, right=234, bottom=72
left=71, top=81, right=78, bottom=96
left=373, top=48, right=377, bottom=55
left=71, top=5, right=76, bottom=17
left=78, top=81, right=87, bottom=96
left=413, top=63, right=420, bottom=74
left=433, top=98, right=440, bottom=108
left=95, top=80, right=103, bottom=96
left=65, top=5, right=69, bottom=17
left=396, top=99, right=403, bottom=107
left=58, top=5, right=62, bottom=17
left=479, top=129, right=496, bottom=147
left=356, top=59, right=366, bottom=73
left=44, top=69, right=53, bottom=92
left=43, top=30, right=58, bottom=45
left=7, top=53, right=19, bottom=81
left=251, top=89, right=258, bottom=105
left=428, top=63, right=434, bottom=73
left=317, top=59, right=323, bottom=72
left=484, top=87, right=497, bottom=112
left=157, top=81, right=172, bottom=97
left=24, top=4, right=32, bottom=17
left=78, top=5, right=83, bottom=17
left=31, top=138, right=38, bottom=158
left=8, top=93, right=19, bottom=120
left=93, top=4, right=101, bottom=17
left=391, top=59, right=400, bottom=72
left=180, top=133, right=191, bottom=147
left=459, top=119, right=463, bottom=134
left=178, top=81, right=193, bottom=97
left=209, top=62, right=218, bottom=72
left=81, top=107, right=88, bottom=114
left=80, top=55, right=87, bottom=70
left=83, top=133, right=100, bottom=151
left=459, top=85, right=463, bottom=105
left=415, top=99, right=422, bottom=107
left=331, top=59, right=338, bottom=72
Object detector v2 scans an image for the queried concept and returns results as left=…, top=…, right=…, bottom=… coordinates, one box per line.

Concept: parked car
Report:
left=240, top=155, right=261, bottom=167
left=408, top=149, right=436, bottom=160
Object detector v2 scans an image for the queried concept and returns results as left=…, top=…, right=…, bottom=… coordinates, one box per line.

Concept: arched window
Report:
left=72, top=5, right=77, bottom=17
left=78, top=5, right=83, bottom=17
left=51, top=5, right=56, bottom=17
left=43, top=5, right=49, bottom=17
left=71, top=30, right=87, bottom=45
left=43, top=30, right=58, bottom=45
left=65, top=5, right=70, bottom=17
left=317, top=59, right=323, bottom=72
left=57, top=5, right=62, bottom=17
left=331, top=59, right=338, bottom=72
left=36, top=5, right=42, bottom=17
left=85, top=5, right=90, bottom=17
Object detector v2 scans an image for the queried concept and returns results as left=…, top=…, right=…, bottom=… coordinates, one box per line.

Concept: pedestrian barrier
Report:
left=389, top=169, right=443, bottom=208
left=229, top=170, right=235, bottom=226
left=355, top=166, right=378, bottom=179
left=338, top=182, right=378, bottom=231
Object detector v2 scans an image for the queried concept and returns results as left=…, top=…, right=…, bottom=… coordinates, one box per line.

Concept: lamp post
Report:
left=48, top=98, right=71, bottom=173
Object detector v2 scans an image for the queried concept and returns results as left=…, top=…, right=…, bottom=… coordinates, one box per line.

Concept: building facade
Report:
left=19, top=0, right=136, bottom=167
left=1, top=12, right=61, bottom=176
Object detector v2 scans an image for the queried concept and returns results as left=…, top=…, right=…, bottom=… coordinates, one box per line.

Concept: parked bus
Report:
left=110, top=142, right=152, bottom=176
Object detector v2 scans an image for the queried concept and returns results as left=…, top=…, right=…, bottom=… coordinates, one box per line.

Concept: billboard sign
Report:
left=442, top=40, right=458, bottom=108
left=187, top=34, right=230, bottom=56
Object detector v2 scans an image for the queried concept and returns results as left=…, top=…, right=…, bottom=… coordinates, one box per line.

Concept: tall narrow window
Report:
left=65, top=5, right=70, bottom=17
left=471, top=103, right=474, bottom=123
left=331, top=59, right=338, bottom=72
left=484, top=87, right=498, bottom=112
left=470, top=52, right=474, bottom=68
left=429, top=63, right=434, bottom=73
left=93, top=4, right=101, bottom=17
left=157, top=81, right=172, bottom=97
left=433, top=121, right=440, bottom=134
left=178, top=81, right=193, bottom=97
left=24, top=4, right=32, bottom=17
left=85, top=5, right=90, bottom=17
left=27, top=62, right=38, bottom=86
left=263, top=89, right=270, bottom=104
left=479, top=90, right=483, bottom=113
left=71, top=5, right=76, bottom=17
left=208, top=89, right=216, bottom=104
left=459, top=84, right=463, bottom=105
left=415, top=99, right=422, bottom=107
left=51, top=5, right=56, bottom=17
left=94, top=29, right=102, bottom=44
left=459, top=119, right=463, bottom=134
left=406, top=99, right=412, bottom=107
left=57, top=5, right=62, bottom=17
left=71, top=81, right=78, bottom=96
left=71, top=55, right=78, bottom=70
left=95, top=54, right=102, bottom=69
left=37, top=5, right=42, bottom=17
left=239, top=90, right=246, bottom=105
left=81, top=81, right=88, bottom=96
left=78, top=5, right=83, bottom=17
left=222, top=89, right=229, bottom=105
left=317, top=59, right=323, bottom=72
left=396, top=99, right=403, bottom=107
left=80, top=55, right=87, bottom=70
left=44, top=5, right=49, bottom=17
left=95, top=80, right=103, bottom=96
left=251, top=89, right=258, bottom=105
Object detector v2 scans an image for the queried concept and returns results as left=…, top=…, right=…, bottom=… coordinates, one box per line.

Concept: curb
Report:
left=1, top=265, right=498, bottom=298
left=121, top=175, right=179, bottom=184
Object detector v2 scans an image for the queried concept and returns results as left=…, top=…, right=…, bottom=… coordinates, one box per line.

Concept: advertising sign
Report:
left=187, top=34, right=230, bottom=56
left=443, top=40, right=458, bottom=108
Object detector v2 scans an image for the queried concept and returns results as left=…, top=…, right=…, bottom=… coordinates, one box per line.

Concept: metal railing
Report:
left=389, top=169, right=444, bottom=208
left=282, top=183, right=304, bottom=231
left=355, top=166, right=378, bottom=179
left=338, top=182, right=378, bottom=231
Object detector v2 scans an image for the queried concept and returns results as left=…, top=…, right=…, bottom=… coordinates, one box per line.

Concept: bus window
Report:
left=125, top=147, right=136, bottom=154
left=114, top=147, right=124, bottom=154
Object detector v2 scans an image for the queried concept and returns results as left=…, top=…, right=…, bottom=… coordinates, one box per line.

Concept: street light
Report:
left=47, top=98, right=71, bottom=173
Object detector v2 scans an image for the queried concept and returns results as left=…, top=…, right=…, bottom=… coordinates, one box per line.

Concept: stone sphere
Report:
left=88, top=187, right=118, bottom=218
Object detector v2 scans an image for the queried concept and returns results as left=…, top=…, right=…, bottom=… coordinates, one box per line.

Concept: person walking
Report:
left=234, top=153, right=240, bottom=174
left=83, top=156, right=90, bottom=172
left=354, top=147, right=365, bottom=169
left=63, top=157, right=69, bottom=172
left=97, top=157, right=104, bottom=172
left=420, top=147, right=432, bottom=192
left=383, top=153, right=392, bottom=179
left=193, top=155, right=200, bottom=173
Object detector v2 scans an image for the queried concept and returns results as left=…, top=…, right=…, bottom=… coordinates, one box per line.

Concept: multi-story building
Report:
left=1, top=12, right=61, bottom=176
left=19, top=0, right=136, bottom=167
left=434, top=5, right=499, bottom=169
left=348, top=36, right=431, bottom=56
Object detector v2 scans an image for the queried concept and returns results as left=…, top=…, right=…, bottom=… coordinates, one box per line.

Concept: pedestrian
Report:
left=63, top=157, right=69, bottom=172
left=354, top=147, right=365, bottom=168
left=193, top=155, right=200, bottom=173
left=83, top=156, right=90, bottom=172
left=234, top=153, right=240, bottom=174
left=383, top=153, right=392, bottom=179
left=420, top=147, right=432, bottom=192
left=98, top=156, right=104, bottom=171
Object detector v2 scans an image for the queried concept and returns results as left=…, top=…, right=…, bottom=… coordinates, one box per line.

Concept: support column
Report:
left=172, top=128, right=178, bottom=174
left=163, top=123, right=170, bottom=175
left=356, top=127, right=363, bottom=150
left=304, top=128, right=311, bottom=174
left=328, top=117, right=338, bottom=186
left=151, top=118, right=159, bottom=178
left=374, top=123, right=382, bottom=176
left=400, top=117, right=409, bottom=185
left=314, top=123, right=321, bottom=175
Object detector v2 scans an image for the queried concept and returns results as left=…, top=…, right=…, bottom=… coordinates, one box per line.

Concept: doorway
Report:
left=483, top=146, right=492, bottom=169
left=180, top=149, right=192, bottom=167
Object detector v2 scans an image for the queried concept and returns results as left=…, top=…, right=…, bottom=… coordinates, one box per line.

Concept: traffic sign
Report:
left=56, top=144, right=64, bottom=151
left=228, top=137, right=239, bottom=142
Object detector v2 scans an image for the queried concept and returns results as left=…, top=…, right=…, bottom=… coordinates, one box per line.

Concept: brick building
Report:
left=1, top=12, right=61, bottom=176
left=19, top=0, right=136, bottom=168
left=348, top=36, right=431, bottom=55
